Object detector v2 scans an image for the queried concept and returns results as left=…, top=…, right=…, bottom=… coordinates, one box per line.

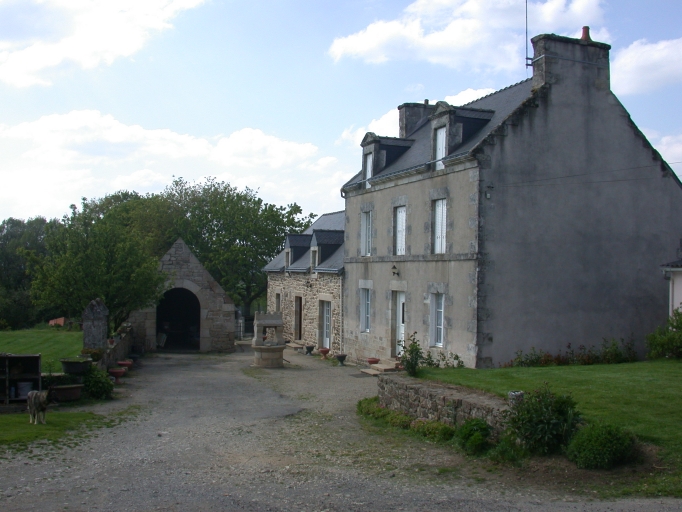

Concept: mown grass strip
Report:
left=0, top=326, right=82, bottom=372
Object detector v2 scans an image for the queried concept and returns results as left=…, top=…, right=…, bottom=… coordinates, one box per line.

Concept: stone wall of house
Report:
left=267, top=272, right=343, bottom=353
left=377, top=374, right=508, bottom=435
left=128, top=239, right=236, bottom=352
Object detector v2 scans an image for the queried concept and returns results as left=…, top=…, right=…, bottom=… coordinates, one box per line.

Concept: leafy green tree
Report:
left=27, top=198, right=167, bottom=334
left=165, top=178, right=315, bottom=318
left=0, top=217, right=59, bottom=328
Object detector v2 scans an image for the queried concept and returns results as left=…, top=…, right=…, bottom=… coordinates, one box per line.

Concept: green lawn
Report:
left=420, top=361, right=682, bottom=460
left=0, top=411, right=98, bottom=448
left=0, top=327, right=82, bottom=373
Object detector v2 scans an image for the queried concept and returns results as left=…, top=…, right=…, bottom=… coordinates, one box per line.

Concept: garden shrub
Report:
left=411, top=419, right=456, bottom=442
left=386, top=412, right=413, bottom=429
left=357, top=397, right=410, bottom=428
left=647, top=309, right=682, bottom=359
left=83, top=366, right=114, bottom=400
left=487, top=434, right=529, bottom=465
left=567, top=423, right=636, bottom=469
left=505, top=384, right=581, bottom=454
left=399, top=332, right=465, bottom=376
left=455, top=418, right=491, bottom=455
left=502, top=339, right=638, bottom=368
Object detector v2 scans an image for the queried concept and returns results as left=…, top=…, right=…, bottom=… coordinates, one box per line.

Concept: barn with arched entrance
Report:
left=128, top=239, right=236, bottom=352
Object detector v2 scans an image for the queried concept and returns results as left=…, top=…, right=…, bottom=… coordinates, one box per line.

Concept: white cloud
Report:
left=337, top=109, right=400, bottom=146
left=0, top=110, right=349, bottom=220
left=0, top=0, right=205, bottom=87
left=444, top=87, right=495, bottom=105
left=648, top=133, right=682, bottom=167
left=329, top=0, right=605, bottom=72
left=612, top=37, right=682, bottom=96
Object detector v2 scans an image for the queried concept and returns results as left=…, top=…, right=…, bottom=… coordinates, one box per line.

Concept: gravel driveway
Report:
left=1, top=349, right=681, bottom=511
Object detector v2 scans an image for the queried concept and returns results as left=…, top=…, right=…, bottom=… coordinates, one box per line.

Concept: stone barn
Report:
left=128, top=239, right=236, bottom=352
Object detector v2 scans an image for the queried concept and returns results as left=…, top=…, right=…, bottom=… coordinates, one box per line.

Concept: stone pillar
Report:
left=83, top=298, right=109, bottom=349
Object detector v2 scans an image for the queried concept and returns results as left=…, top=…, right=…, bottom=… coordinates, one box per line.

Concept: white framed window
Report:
left=435, top=126, right=446, bottom=170
left=394, top=206, right=406, bottom=256
left=361, top=211, right=372, bottom=256
left=361, top=288, right=371, bottom=332
left=364, top=152, right=373, bottom=188
left=432, top=293, right=444, bottom=347
left=321, top=300, right=331, bottom=349
left=433, top=199, right=446, bottom=254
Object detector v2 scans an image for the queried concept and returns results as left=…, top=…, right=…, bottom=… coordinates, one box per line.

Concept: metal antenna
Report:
left=525, top=0, right=532, bottom=68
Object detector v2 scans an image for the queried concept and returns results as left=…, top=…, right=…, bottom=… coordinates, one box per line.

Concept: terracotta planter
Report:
left=367, top=357, right=380, bottom=365
left=52, top=384, right=84, bottom=402
left=117, top=360, right=133, bottom=370
left=319, top=348, right=330, bottom=359
left=108, top=368, right=126, bottom=385
left=60, top=358, right=92, bottom=375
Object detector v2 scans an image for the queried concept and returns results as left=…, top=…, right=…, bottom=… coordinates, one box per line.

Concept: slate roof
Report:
left=342, top=79, right=534, bottom=190
left=662, top=259, right=682, bottom=269
left=263, top=210, right=346, bottom=274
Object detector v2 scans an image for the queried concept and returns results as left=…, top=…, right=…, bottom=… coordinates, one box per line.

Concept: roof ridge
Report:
left=459, top=78, right=533, bottom=107
left=318, top=209, right=345, bottom=216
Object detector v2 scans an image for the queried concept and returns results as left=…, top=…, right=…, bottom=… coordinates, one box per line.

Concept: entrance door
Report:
left=395, top=292, right=406, bottom=356
left=322, top=301, right=331, bottom=349
left=295, top=296, right=303, bottom=340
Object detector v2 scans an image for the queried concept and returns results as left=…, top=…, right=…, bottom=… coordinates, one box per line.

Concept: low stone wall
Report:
left=377, top=374, right=509, bottom=435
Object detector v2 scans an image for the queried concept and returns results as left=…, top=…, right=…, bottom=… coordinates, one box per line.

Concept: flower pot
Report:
left=305, top=345, right=314, bottom=356
left=117, top=360, right=133, bottom=370
left=319, top=348, right=330, bottom=360
left=52, top=384, right=84, bottom=402
left=60, top=358, right=92, bottom=375
left=367, top=357, right=380, bottom=365
left=108, top=368, right=126, bottom=385
left=335, top=354, right=347, bottom=366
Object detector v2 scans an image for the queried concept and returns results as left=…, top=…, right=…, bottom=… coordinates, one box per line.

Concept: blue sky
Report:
left=1, top=0, right=682, bottom=220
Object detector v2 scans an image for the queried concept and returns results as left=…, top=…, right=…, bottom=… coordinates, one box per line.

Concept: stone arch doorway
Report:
left=156, top=288, right=201, bottom=350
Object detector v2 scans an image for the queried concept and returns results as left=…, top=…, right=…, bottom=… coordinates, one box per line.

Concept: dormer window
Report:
left=435, top=126, right=446, bottom=170
left=364, top=152, right=373, bottom=188
left=285, top=249, right=291, bottom=268
left=311, top=248, right=318, bottom=269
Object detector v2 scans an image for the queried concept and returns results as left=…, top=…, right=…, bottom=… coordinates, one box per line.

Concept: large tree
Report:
left=0, top=217, right=58, bottom=329
left=27, top=197, right=168, bottom=333
left=165, top=178, right=315, bottom=318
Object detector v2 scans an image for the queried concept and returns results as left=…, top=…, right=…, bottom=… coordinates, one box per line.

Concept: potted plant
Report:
left=319, top=348, right=330, bottom=359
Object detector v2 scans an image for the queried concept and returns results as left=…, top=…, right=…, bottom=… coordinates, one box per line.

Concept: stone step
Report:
left=370, top=363, right=398, bottom=373
left=360, top=368, right=381, bottom=376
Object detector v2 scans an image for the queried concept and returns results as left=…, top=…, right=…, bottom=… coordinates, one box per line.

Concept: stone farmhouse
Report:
left=264, top=211, right=344, bottom=352
left=128, top=238, right=236, bottom=352
left=339, top=29, right=682, bottom=368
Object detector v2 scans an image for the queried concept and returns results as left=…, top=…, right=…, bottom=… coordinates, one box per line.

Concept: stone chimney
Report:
left=531, top=27, right=611, bottom=92
left=398, top=100, right=435, bottom=138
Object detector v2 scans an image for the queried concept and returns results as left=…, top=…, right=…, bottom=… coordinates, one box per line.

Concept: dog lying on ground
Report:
left=27, top=388, right=58, bottom=425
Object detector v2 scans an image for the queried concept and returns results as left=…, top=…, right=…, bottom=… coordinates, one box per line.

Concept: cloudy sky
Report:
left=1, top=0, right=682, bottom=221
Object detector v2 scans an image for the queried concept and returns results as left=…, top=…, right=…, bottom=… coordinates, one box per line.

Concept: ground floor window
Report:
left=361, top=288, right=371, bottom=332
left=321, top=300, right=331, bottom=348
left=431, top=293, right=444, bottom=347
left=294, top=296, right=303, bottom=340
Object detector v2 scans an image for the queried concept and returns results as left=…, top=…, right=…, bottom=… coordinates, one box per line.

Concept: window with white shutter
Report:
left=361, top=288, right=371, bottom=332
left=361, top=211, right=372, bottom=256
left=433, top=199, right=446, bottom=254
left=394, top=206, right=406, bottom=256
left=432, top=293, right=444, bottom=347
left=364, top=152, right=373, bottom=188
left=435, top=127, right=446, bottom=170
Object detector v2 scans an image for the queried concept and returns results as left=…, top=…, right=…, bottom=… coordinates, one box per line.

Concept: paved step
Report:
left=360, top=368, right=381, bottom=376
left=370, top=363, right=398, bottom=373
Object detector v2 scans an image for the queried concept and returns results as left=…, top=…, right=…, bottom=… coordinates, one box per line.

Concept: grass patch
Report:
left=420, top=360, right=682, bottom=496
left=0, top=326, right=82, bottom=373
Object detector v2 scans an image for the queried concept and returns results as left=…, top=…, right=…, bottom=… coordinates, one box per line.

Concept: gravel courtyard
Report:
left=1, top=349, right=681, bottom=511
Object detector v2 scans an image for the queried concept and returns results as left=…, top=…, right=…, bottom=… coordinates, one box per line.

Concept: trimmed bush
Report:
left=505, top=384, right=581, bottom=454
left=83, top=366, right=114, bottom=400
left=455, top=418, right=491, bottom=455
left=567, top=423, right=635, bottom=469
left=411, top=419, right=456, bottom=442
left=487, top=434, right=529, bottom=465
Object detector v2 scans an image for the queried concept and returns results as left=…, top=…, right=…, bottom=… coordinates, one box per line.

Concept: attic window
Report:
left=311, top=249, right=318, bottom=268
left=435, top=126, right=446, bottom=170
left=285, top=250, right=291, bottom=268
left=364, top=152, right=373, bottom=188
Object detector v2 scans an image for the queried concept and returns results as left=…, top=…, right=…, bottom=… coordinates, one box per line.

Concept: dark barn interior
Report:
left=156, top=288, right=201, bottom=350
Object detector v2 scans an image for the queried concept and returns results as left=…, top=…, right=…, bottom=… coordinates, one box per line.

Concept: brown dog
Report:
left=27, top=388, right=58, bottom=424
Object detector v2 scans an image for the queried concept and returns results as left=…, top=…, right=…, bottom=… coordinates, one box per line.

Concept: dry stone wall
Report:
left=267, top=272, right=343, bottom=353
left=377, top=373, right=508, bottom=435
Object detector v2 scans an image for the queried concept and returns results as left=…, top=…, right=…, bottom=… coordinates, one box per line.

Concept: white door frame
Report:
left=395, top=291, right=406, bottom=356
